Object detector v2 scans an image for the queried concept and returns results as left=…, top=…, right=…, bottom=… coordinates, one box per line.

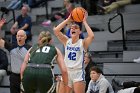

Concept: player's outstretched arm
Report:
left=83, top=12, right=94, bottom=50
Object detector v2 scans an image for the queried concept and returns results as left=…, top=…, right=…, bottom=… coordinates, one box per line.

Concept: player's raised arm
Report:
left=53, top=15, right=72, bottom=46
left=83, top=12, right=94, bottom=50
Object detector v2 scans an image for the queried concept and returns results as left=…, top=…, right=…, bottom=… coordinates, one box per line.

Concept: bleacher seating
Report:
left=123, top=51, right=140, bottom=62
left=107, top=40, right=140, bottom=51
left=90, top=51, right=123, bottom=63
left=103, top=62, right=140, bottom=85
left=126, top=29, right=140, bottom=40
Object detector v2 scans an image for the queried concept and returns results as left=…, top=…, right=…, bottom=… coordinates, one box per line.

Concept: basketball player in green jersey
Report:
left=20, top=31, right=68, bottom=93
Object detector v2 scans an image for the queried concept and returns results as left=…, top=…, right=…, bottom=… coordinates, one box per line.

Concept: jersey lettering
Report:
left=42, top=46, right=50, bottom=53
left=36, top=46, right=50, bottom=53
left=68, top=52, right=76, bottom=60
left=67, top=46, right=80, bottom=51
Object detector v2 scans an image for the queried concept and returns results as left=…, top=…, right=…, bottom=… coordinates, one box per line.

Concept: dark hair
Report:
left=134, top=87, right=140, bottom=93
left=74, top=22, right=82, bottom=30
left=90, top=66, right=103, bottom=74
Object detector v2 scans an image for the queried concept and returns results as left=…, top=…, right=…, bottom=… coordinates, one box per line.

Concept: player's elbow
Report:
left=89, top=34, right=94, bottom=40
left=53, top=27, right=61, bottom=36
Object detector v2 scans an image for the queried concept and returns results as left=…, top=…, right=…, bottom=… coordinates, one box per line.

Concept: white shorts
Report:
left=67, top=68, right=85, bottom=88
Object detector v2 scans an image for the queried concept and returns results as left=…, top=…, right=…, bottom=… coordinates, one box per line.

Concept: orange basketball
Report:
left=71, top=7, right=86, bottom=22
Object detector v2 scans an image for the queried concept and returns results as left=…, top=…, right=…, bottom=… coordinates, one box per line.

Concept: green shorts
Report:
left=22, top=67, right=55, bottom=93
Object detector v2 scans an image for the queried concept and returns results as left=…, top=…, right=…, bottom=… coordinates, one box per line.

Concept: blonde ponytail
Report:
left=39, top=31, right=52, bottom=47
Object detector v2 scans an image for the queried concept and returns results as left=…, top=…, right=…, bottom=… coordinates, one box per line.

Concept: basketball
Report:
left=71, top=7, right=86, bottom=22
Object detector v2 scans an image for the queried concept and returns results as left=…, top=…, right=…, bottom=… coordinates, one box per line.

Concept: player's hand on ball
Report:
left=83, top=11, right=88, bottom=23
left=67, top=14, right=73, bottom=22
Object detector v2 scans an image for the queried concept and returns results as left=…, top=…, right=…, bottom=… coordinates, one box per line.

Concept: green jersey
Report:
left=29, top=44, right=57, bottom=65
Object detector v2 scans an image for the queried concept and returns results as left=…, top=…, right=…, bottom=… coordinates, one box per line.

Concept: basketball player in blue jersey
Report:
left=54, top=12, right=94, bottom=93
